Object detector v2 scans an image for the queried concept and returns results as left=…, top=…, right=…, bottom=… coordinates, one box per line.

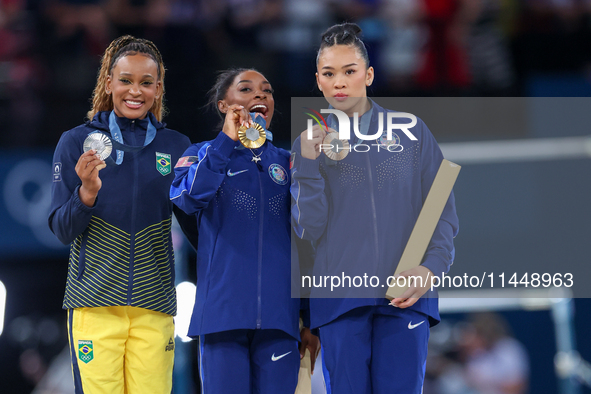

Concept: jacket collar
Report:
left=367, top=98, right=385, bottom=132
left=88, top=111, right=165, bottom=133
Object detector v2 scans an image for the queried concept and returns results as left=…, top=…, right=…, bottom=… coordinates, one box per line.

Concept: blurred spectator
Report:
left=0, top=0, right=46, bottom=147
left=44, top=0, right=111, bottom=55
left=379, top=0, right=425, bottom=94
left=427, top=313, right=530, bottom=394
left=466, top=0, right=516, bottom=95
left=106, top=0, right=172, bottom=30
left=462, top=313, right=529, bottom=393
left=258, top=0, right=334, bottom=94
left=416, top=0, right=476, bottom=94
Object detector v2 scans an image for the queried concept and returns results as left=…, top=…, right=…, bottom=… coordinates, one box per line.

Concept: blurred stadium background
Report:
left=1, top=0, right=591, bottom=393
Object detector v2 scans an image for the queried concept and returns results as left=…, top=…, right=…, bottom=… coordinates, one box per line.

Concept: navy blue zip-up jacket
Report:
left=291, top=101, right=459, bottom=329
left=48, top=111, right=198, bottom=316
left=170, top=131, right=301, bottom=340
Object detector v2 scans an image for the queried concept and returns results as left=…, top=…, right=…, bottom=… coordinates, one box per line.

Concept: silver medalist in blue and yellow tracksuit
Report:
left=49, top=111, right=197, bottom=394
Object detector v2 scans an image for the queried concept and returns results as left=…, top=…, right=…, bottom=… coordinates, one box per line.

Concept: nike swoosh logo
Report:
left=227, top=169, right=248, bottom=177
left=271, top=351, right=292, bottom=361
left=408, top=321, right=425, bottom=330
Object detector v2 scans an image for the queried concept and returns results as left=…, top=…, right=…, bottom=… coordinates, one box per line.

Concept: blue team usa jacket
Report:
left=291, top=100, right=459, bottom=329
left=170, top=131, right=301, bottom=340
left=49, top=111, right=197, bottom=316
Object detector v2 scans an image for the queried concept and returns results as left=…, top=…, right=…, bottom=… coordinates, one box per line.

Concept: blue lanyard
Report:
left=108, top=110, right=157, bottom=165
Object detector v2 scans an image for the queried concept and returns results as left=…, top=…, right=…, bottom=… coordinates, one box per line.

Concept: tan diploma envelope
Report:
left=385, top=159, right=461, bottom=300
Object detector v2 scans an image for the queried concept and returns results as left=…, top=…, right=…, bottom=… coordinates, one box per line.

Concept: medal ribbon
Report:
left=108, top=110, right=157, bottom=164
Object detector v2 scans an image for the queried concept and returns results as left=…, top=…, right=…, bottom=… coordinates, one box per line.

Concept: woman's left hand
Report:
left=390, top=266, right=434, bottom=308
left=299, top=327, right=321, bottom=374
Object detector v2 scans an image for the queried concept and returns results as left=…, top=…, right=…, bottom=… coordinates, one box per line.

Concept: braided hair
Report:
left=316, top=23, right=370, bottom=68
left=87, top=35, right=167, bottom=121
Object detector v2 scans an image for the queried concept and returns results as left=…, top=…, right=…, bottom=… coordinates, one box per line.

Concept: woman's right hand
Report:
left=222, top=104, right=253, bottom=142
left=300, top=124, right=329, bottom=160
left=76, top=149, right=106, bottom=207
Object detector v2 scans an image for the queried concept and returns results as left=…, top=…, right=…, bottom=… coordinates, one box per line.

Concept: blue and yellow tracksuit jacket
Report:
left=48, top=111, right=197, bottom=316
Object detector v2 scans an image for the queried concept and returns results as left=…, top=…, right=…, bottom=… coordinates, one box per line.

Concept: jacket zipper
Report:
left=256, top=163, right=264, bottom=329
left=128, top=119, right=137, bottom=305
left=366, top=153, right=380, bottom=269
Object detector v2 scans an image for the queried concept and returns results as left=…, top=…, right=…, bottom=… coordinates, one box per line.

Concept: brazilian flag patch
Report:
left=156, top=152, right=172, bottom=176
left=78, top=340, right=94, bottom=364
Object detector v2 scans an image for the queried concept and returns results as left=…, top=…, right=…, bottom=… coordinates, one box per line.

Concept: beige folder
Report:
left=385, top=159, right=461, bottom=300
left=294, top=349, right=312, bottom=394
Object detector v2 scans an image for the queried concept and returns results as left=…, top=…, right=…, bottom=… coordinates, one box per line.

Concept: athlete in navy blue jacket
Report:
left=170, top=69, right=316, bottom=394
left=48, top=36, right=198, bottom=394
left=291, top=23, right=459, bottom=393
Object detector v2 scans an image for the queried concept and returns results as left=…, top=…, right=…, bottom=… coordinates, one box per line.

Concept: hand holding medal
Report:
left=223, top=104, right=267, bottom=149
left=300, top=123, right=328, bottom=160
left=75, top=148, right=107, bottom=207
left=300, top=124, right=349, bottom=161
left=83, top=133, right=113, bottom=161
left=222, top=104, right=252, bottom=142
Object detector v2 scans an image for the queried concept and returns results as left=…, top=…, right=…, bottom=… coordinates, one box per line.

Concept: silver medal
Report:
left=83, top=133, right=113, bottom=161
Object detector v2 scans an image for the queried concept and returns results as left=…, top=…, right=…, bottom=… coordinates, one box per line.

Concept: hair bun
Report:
left=321, top=22, right=363, bottom=44
left=317, top=22, right=370, bottom=67
left=341, top=22, right=362, bottom=37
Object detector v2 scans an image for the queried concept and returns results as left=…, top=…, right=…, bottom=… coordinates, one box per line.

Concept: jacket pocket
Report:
left=76, top=232, right=89, bottom=280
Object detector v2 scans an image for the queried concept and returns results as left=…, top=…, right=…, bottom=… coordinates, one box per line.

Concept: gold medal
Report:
left=238, top=122, right=266, bottom=149
left=83, top=133, right=112, bottom=161
left=322, top=132, right=349, bottom=161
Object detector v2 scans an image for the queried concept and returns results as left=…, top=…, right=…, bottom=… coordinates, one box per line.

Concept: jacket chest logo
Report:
left=268, top=163, right=288, bottom=185
left=156, top=152, right=171, bottom=176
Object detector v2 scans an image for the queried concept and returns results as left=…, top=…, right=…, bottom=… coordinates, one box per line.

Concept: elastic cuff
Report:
left=73, top=185, right=97, bottom=211
left=421, top=254, right=449, bottom=279
left=211, top=132, right=239, bottom=158
left=296, top=156, right=321, bottom=177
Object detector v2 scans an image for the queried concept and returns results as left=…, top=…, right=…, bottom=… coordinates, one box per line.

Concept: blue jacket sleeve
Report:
left=290, top=137, right=330, bottom=242
left=417, top=120, right=460, bottom=278
left=170, top=132, right=239, bottom=215
left=48, top=130, right=96, bottom=245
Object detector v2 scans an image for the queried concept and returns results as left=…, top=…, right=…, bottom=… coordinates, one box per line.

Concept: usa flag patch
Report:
left=175, top=156, right=198, bottom=168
